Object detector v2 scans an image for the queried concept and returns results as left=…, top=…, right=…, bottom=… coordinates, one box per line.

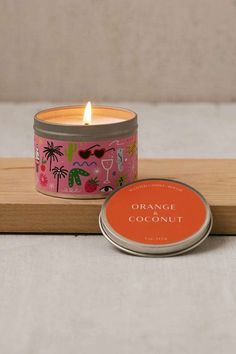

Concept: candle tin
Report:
left=34, top=105, right=137, bottom=199
left=99, top=178, right=213, bottom=257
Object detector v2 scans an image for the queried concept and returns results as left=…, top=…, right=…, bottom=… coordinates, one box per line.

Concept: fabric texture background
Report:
left=0, top=0, right=236, bottom=102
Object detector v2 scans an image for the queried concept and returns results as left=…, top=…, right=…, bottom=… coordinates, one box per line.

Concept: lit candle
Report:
left=83, top=101, right=92, bottom=125
left=43, top=102, right=127, bottom=125
left=34, top=103, right=138, bottom=199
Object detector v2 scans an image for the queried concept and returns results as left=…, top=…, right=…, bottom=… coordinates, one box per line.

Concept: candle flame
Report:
left=83, top=101, right=92, bottom=125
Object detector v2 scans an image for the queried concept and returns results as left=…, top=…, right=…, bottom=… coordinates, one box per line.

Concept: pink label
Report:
left=34, top=134, right=137, bottom=198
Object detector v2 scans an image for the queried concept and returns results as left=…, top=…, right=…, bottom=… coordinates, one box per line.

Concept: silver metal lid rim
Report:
left=99, top=213, right=213, bottom=257
left=99, top=178, right=213, bottom=256
left=100, top=204, right=211, bottom=252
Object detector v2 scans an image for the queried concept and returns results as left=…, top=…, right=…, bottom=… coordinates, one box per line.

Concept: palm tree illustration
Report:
left=43, top=141, right=63, bottom=171
left=52, top=166, right=68, bottom=192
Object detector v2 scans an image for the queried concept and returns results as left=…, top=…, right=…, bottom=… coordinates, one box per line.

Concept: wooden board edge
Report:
left=0, top=204, right=236, bottom=235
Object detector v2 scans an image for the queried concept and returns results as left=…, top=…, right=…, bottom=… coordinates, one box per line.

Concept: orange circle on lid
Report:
left=105, top=179, right=207, bottom=245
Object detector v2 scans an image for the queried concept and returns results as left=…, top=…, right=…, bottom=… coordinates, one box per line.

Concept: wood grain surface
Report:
left=0, top=158, right=235, bottom=234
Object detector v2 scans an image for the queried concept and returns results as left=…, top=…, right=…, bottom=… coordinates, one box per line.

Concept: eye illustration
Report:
left=100, top=186, right=114, bottom=193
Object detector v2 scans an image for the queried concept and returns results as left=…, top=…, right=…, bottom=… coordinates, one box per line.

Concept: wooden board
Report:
left=0, top=158, right=235, bottom=234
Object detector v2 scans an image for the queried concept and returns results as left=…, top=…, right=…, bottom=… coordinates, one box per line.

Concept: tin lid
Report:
left=99, top=179, right=213, bottom=256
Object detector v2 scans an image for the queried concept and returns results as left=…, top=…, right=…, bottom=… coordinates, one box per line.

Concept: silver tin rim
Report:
left=34, top=105, right=138, bottom=141
left=36, top=186, right=106, bottom=200
left=99, top=178, right=213, bottom=257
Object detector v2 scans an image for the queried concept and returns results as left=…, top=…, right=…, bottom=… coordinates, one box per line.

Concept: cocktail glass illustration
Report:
left=101, top=159, right=113, bottom=183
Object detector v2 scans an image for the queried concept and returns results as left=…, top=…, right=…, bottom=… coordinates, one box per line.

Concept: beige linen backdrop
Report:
left=0, top=0, right=235, bottom=102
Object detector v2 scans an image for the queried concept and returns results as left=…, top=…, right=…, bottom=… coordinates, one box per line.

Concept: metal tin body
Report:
left=99, top=178, right=213, bottom=257
left=34, top=105, right=138, bottom=199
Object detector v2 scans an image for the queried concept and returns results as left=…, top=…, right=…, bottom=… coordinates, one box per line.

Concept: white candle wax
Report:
left=47, top=116, right=125, bottom=125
